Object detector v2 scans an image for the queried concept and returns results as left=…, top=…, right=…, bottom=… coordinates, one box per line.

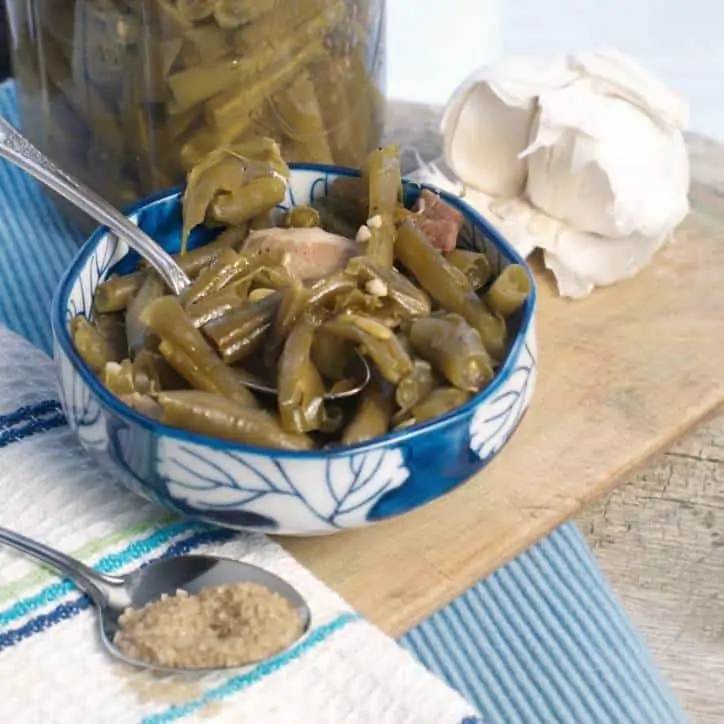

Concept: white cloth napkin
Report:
left=0, top=325, right=480, bottom=724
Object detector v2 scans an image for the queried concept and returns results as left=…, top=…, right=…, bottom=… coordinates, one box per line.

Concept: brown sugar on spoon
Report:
left=114, top=582, right=304, bottom=669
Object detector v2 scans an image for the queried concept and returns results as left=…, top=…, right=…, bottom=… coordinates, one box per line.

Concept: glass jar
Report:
left=6, top=0, right=386, bottom=229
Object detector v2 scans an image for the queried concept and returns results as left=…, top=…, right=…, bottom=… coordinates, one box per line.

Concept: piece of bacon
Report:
left=409, top=218, right=460, bottom=254
left=410, top=189, right=464, bottom=252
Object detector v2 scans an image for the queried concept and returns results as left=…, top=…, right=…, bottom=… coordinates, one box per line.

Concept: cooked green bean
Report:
left=210, top=175, right=287, bottom=227
left=186, top=283, right=250, bottom=328
left=176, top=26, right=228, bottom=68
left=205, top=38, right=327, bottom=141
left=273, top=71, right=335, bottom=165
left=168, top=56, right=273, bottom=116
left=269, top=279, right=310, bottom=353
left=395, top=221, right=508, bottom=360
left=283, top=205, right=320, bottom=229
left=70, top=316, right=117, bottom=374
left=412, top=387, right=471, bottom=423
left=307, top=274, right=359, bottom=313
left=92, top=311, right=128, bottom=362
left=95, top=225, right=248, bottom=314
left=94, top=275, right=144, bottom=316
left=119, top=393, right=164, bottom=420
left=446, top=249, right=491, bottom=291
left=125, top=271, right=165, bottom=357
left=203, top=291, right=281, bottom=364
left=251, top=266, right=295, bottom=291
left=342, top=377, right=393, bottom=445
left=178, top=224, right=252, bottom=269
left=344, top=256, right=431, bottom=319
left=278, top=321, right=336, bottom=434
left=395, top=359, right=436, bottom=413
left=232, top=1, right=323, bottom=52
left=180, top=248, right=242, bottom=306
left=310, top=332, right=355, bottom=381
left=182, top=142, right=290, bottom=246
left=409, top=314, right=494, bottom=392
left=131, top=350, right=173, bottom=394
left=363, top=145, right=401, bottom=267
left=486, top=265, right=532, bottom=318
left=157, top=391, right=313, bottom=450
left=321, top=315, right=413, bottom=384
left=330, top=288, right=385, bottom=319
left=182, top=247, right=282, bottom=306
left=141, top=296, right=259, bottom=407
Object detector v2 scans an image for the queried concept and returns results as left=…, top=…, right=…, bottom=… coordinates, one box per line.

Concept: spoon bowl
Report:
left=0, top=526, right=311, bottom=674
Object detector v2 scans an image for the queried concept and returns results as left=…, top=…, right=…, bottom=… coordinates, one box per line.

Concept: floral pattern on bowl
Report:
left=51, top=165, right=538, bottom=535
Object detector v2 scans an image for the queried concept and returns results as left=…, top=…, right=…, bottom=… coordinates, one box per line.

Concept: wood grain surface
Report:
left=276, top=105, right=724, bottom=656
left=574, top=133, right=724, bottom=724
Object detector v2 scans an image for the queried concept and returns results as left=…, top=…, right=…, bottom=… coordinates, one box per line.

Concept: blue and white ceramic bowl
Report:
left=51, top=164, right=538, bottom=536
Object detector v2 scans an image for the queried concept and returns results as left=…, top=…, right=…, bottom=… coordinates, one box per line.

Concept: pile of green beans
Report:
left=7, top=0, right=386, bottom=216
left=71, top=141, right=532, bottom=450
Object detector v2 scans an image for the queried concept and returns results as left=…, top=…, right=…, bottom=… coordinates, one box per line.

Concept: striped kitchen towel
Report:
left=0, top=324, right=481, bottom=723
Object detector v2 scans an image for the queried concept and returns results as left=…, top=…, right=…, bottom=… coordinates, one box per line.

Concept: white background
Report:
left=387, top=0, right=724, bottom=141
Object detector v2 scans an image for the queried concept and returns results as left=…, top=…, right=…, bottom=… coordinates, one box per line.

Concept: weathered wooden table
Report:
left=278, top=103, right=724, bottom=722
left=575, top=132, right=724, bottom=724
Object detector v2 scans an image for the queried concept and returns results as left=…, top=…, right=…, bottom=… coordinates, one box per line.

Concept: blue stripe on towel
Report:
left=0, top=400, right=63, bottom=429
left=140, top=614, right=362, bottom=724
left=0, top=400, right=67, bottom=448
left=0, top=520, right=208, bottom=627
left=0, top=412, right=67, bottom=447
left=0, top=529, right=235, bottom=652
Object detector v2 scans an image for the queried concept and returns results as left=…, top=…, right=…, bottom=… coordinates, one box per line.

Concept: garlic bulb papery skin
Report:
left=441, top=57, right=577, bottom=198
left=428, top=49, right=691, bottom=299
left=523, top=76, right=690, bottom=239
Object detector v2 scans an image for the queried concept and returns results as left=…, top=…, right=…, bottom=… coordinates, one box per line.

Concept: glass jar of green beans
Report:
left=5, top=0, right=387, bottom=230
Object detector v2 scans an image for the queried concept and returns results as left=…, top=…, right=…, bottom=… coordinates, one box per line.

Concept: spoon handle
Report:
left=0, top=525, right=123, bottom=604
left=0, top=116, right=190, bottom=296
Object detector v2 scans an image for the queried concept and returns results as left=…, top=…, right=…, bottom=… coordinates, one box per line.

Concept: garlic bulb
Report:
left=423, top=49, right=691, bottom=299
left=441, top=56, right=576, bottom=198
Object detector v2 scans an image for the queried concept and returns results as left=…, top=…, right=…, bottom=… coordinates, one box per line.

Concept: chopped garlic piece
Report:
left=366, top=215, right=382, bottom=229
left=365, top=278, right=388, bottom=297
left=356, top=225, right=372, bottom=242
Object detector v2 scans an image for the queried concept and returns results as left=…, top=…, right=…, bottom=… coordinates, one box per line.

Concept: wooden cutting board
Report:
left=278, top=115, right=724, bottom=638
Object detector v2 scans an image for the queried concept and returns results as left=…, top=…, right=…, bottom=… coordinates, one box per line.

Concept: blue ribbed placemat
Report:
left=0, top=81, right=685, bottom=723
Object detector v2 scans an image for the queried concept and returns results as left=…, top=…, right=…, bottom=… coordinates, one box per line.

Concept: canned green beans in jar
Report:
left=6, top=0, right=387, bottom=229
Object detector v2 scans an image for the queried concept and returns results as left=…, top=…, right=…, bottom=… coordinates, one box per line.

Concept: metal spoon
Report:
left=0, top=116, right=190, bottom=296
left=0, top=117, right=372, bottom=400
left=0, top=525, right=311, bottom=674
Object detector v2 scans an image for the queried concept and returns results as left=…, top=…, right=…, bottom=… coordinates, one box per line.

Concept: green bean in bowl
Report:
left=68, top=141, right=532, bottom=451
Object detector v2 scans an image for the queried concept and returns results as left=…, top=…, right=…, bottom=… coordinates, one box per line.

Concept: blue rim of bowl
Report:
left=51, top=162, right=537, bottom=459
